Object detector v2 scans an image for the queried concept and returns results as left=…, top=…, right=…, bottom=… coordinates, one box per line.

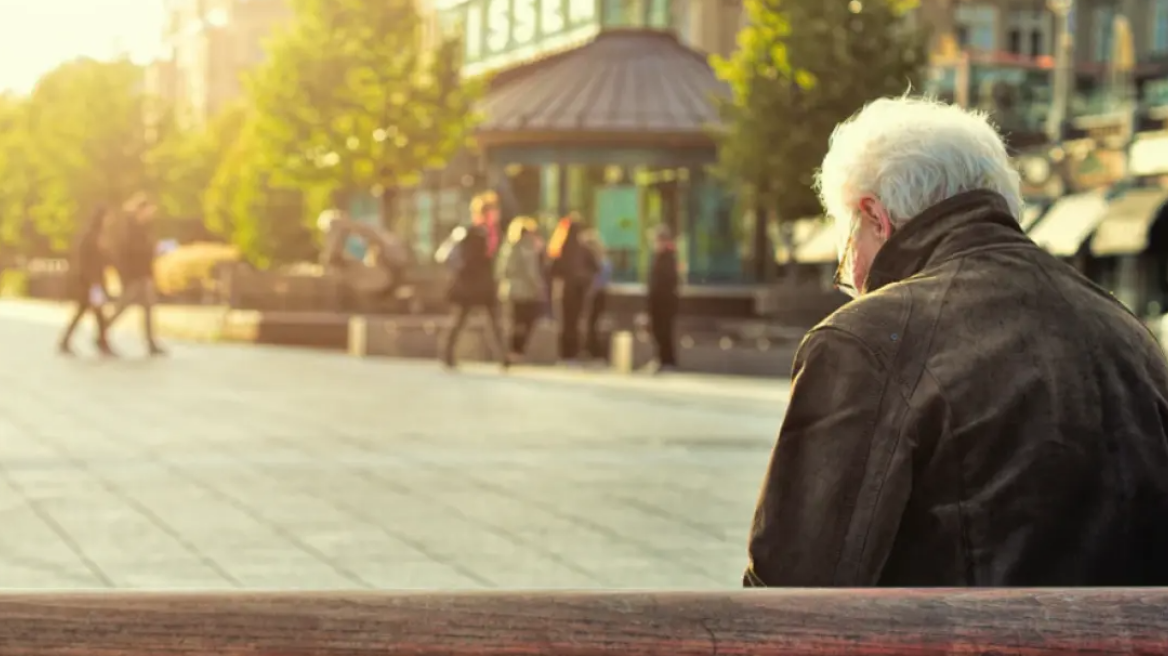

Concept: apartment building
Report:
left=146, top=0, right=292, bottom=126
left=926, top=1, right=1168, bottom=125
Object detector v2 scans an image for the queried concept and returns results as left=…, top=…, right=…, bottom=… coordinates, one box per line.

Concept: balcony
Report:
left=927, top=54, right=1053, bottom=135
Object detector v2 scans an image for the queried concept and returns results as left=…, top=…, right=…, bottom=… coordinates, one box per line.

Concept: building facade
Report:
left=404, top=0, right=750, bottom=297
left=146, top=0, right=292, bottom=126
left=905, top=2, right=1168, bottom=324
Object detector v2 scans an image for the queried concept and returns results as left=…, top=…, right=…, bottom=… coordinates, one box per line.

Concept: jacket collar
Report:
left=863, top=189, right=1028, bottom=294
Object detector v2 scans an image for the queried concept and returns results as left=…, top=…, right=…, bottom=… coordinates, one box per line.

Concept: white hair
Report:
left=815, top=96, right=1022, bottom=254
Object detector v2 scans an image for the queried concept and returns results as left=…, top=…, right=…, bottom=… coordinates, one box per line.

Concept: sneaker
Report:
left=148, top=345, right=167, bottom=357
left=57, top=343, right=75, bottom=356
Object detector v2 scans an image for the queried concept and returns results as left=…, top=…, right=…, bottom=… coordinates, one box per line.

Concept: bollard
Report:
left=611, top=330, right=635, bottom=374
left=348, top=315, right=368, bottom=357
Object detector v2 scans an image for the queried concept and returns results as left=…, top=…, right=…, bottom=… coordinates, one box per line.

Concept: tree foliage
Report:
left=147, top=101, right=249, bottom=241
left=2, top=0, right=480, bottom=267
left=247, top=0, right=479, bottom=199
left=203, top=118, right=317, bottom=269
left=712, top=0, right=927, bottom=224
left=0, top=58, right=243, bottom=256
left=0, top=94, right=46, bottom=254
left=15, top=58, right=156, bottom=250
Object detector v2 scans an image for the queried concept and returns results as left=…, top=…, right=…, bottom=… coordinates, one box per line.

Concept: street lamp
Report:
left=1108, top=14, right=1138, bottom=182
left=1046, top=0, right=1075, bottom=144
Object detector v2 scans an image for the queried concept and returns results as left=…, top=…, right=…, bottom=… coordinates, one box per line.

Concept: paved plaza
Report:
left=0, top=301, right=788, bottom=590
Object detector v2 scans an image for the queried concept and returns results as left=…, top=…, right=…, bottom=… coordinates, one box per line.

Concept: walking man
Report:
left=58, top=206, right=115, bottom=356
left=106, top=194, right=166, bottom=356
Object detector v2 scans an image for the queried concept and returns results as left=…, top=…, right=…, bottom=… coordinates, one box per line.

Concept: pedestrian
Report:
left=58, top=206, right=115, bottom=356
left=646, top=225, right=679, bottom=372
left=744, top=96, right=1168, bottom=588
left=547, top=213, right=595, bottom=364
left=581, top=229, right=612, bottom=360
left=105, top=193, right=166, bottom=356
left=471, top=190, right=502, bottom=257
left=441, top=201, right=509, bottom=370
left=496, top=216, right=544, bottom=362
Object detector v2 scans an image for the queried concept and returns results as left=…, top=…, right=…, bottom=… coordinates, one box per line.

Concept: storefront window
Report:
left=393, top=189, right=417, bottom=246
left=540, top=164, right=561, bottom=216
left=955, top=4, right=998, bottom=52
left=674, top=0, right=692, bottom=44
left=647, top=0, right=670, bottom=29
left=687, top=179, right=742, bottom=284
left=437, top=189, right=468, bottom=238
left=415, top=191, right=434, bottom=258
left=926, top=61, right=1051, bottom=131
left=602, top=0, right=644, bottom=27
left=1094, top=4, right=1116, bottom=63
left=1154, top=0, right=1168, bottom=54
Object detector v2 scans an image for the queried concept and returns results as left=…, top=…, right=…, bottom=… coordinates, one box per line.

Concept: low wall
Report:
left=23, top=297, right=803, bottom=378
left=348, top=315, right=800, bottom=376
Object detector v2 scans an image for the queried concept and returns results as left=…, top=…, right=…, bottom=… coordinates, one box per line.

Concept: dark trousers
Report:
left=107, top=277, right=160, bottom=349
left=444, top=302, right=506, bottom=364
left=60, top=288, right=109, bottom=348
left=559, top=283, right=587, bottom=360
left=509, top=300, right=542, bottom=356
left=650, top=306, right=677, bottom=367
left=585, top=289, right=607, bottom=358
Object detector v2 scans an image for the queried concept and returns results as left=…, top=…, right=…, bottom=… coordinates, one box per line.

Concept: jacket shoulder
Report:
left=814, top=286, right=911, bottom=351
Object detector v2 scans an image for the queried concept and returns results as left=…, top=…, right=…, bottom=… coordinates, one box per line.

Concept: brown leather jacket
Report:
left=745, top=189, right=1168, bottom=587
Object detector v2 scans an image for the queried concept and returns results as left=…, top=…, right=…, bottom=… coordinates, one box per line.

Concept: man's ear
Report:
left=860, top=197, right=894, bottom=240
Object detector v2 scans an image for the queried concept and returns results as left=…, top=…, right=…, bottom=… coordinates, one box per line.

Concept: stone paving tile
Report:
left=0, top=307, right=786, bottom=590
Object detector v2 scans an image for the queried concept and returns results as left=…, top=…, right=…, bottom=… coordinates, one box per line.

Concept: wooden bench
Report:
left=0, top=589, right=1161, bottom=655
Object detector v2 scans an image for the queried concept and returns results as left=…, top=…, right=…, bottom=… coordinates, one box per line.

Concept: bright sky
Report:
left=0, top=0, right=165, bottom=93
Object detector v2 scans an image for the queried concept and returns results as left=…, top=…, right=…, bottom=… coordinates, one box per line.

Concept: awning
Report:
left=1128, top=132, right=1168, bottom=177
left=794, top=221, right=841, bottom=264
left=1028, top=190, right=1109, bottom=257
left=1090, top=187, right=1168, bottom=256
left=477, top=31, right=728, bottom=143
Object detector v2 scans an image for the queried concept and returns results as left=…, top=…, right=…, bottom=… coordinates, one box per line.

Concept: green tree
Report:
left=247, top=0, right=479, bottom=212
left=0, top=94, right=46, bottom=256
left=712, top=0, right=926, bottom=243
left=203, top=118, right=317, bottom=268
left=147, top=102, right=249, bottom=241
left=20, top=58, right=156, bottom=248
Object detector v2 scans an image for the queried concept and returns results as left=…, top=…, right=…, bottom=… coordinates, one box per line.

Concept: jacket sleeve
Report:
left=743, top=326, right=910, bottom=587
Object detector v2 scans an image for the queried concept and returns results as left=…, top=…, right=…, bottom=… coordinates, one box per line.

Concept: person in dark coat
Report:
left=106, top=194, right=165, bottom=356
left=441, top=220, right=508, bottom=370
left=744, top=96, right=1168, bottom=588
left=547, top=214, right=597, bottom=363
left=58, top=206, right=115, bottom=356
left=646, top=225, right=679, bottom=372
left=581, top=229, right=612, bottom=360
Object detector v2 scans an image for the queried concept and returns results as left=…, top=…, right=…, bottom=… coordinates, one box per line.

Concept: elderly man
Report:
left=744, top=97, right=1168, bottom=587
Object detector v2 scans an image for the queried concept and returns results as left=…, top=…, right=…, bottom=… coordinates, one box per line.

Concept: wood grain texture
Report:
left=0, top=589, right=1163, bottom=655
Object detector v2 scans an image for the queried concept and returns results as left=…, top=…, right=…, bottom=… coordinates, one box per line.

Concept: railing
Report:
left=0, top=589, right=1164, bottom=655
